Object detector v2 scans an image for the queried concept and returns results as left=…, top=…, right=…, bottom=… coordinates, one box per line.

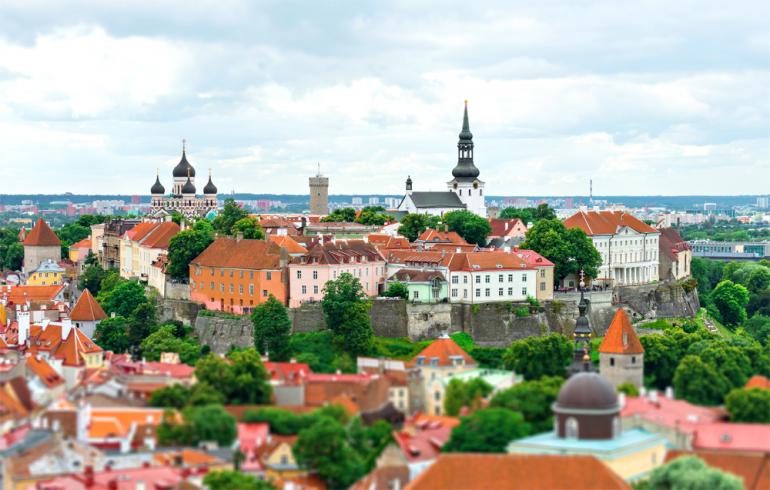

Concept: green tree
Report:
left=3, top=243, right=23, bottom=271
left=725, top=387, right=770, bottom=423
left=347, top=417, right=393, bottom=471
left=93, top=316, right=131, bottom=353
left=212, top=199, right=248, bottom=235
left=98, top=269, right=125, bottom=295
left=127, top=302, right=158, bottom=349
left=744, top=315, right=770, bottom=344
left=748, top=267, right=770, bottom=293
left=444, top=378, right=493, bottom=416
left=711, top=280, right=750, bottom=327
left=382, top=282, right=409, bottom=300
left=646, top=456, right=743, bottom=490
left=522, top=219, right=601, bottom=283
left=203, top=471, right=276, bottom=490
left=321, top=273, right=374, bottom=355
left=56, top=223, right=91, bottom=259
left=195, top=348, right=272, bottom=405
left=251, top=295, right=292, bottom=361
left=443, top=210, right=492, bottom=246
left=140, top=324, right=202, bottom=365
left=81, top=265, right=108, bottom=296
left=293, top=417, right=365, bottom=489
left=398, top=214, right=441, bottom=242
left=640, top=333, right=682, bottom=389
left=148, top=383, right=191, bottom=409
left=617, top=383, right=640, bottom=396
left=98, top=280, right=148, bottom=318
left=321, top=208, right=357, bottom=223
left=443, top=408, right=530, bottom=453
left=355, top=206, right=391, bottom=226
left=499, top=204, right=556, bottom=224
left=489, top=376, right=563, bottom=432
left=183, top=404, right=237, bottom=446
left=673, top=355, right=730, bottom=406
left=166, top=221, right=214, bottom=281
left=503, top=334, right=573, bottom=380
left=232, top=217, right=264, bottom=239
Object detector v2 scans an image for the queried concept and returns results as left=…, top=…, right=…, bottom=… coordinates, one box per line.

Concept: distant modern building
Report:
left=148, top=141, right=218, bottom=220
left=398, top=102, right=486, bottom=217
left=22, top=218, right=61, bottom=275
left=564, top=210, right=660, bottom=286
left=757, top=196, right=769, bottom=209
left=689, top=240, right=770, bottom=260
left=309, top=167, right=329, bottom=215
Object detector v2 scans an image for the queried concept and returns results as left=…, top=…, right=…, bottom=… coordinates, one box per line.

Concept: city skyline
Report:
left=1, top=1, right=768, bottom=196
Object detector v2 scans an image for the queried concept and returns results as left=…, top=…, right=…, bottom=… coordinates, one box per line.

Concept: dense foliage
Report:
left=231, top=216, right=265, bottom=239
left=498, top=204, right=556, bottom=224
left=398, top=213, right=441, bottom=242
left=442, top=210, right=492, bottom=246
left=489, top=376, right=564, bottom=432
left=443, top=408, right=531, bottom=453
left=503, top=334, right=573, bottom=380
left=381, top=281, right=409, bottom=300
left=521, top=219, right=601, bottom=282
left=195, top=348, right=273, bottom=405
left=443, top=378, right=493, bottom=416
left=725, top=387, right=770, bottom=423
left=203, top=471, right=276, bottom=490
left=156, top=405, right=237, bottom=447
left=321, top=207, right=357, bottom=223
left=321, top=273, right=374, bottom=355
left=251, top=295, right=292, bottom=361
left=212, top=198, right=249, bottom=236
left=643, top=456, right=743, bottom=490
left=0, top=226, right=24, bottom=270
left=166, top=219, right=215, bottom=280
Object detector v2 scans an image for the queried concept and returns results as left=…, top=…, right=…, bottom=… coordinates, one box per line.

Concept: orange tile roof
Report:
left=269, top=235, right=308, bottom=255
left=1, top=285, right=64, bottom=304
left=745, top=375, right=770, bottom=390
left=23, top=218, right=61, bottom=247
left=191, top=237, right=283, bottom=270
left=153, top=449, right=222, bottom=467
left=124, top=222, right=180, bottom=250
left=418, top=229, right=467, bottom=245
left=26, top=356, right=64, bottom=388
left=88, top=408, right=165, bottom=439
left=564, top=210, right=658, bottom=236
left=70, top=238, right=92, bottom=249
left=406, top=454, right=630, bottom=490
left=69, top=289, right=107, bottom=322
left=408, top=336, right=475, bottom=368
left=598, top=308, right=644, bottom=355
left=665, top=450, right=770, bottom=490
left=56, top=328, right=102, bottom=366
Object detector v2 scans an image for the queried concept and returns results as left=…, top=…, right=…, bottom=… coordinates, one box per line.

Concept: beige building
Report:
left=22, top=219, right=61, bottom=275
left=309, top=168, right=329, bottom=215
left=119, top=221, right=180, bottom=282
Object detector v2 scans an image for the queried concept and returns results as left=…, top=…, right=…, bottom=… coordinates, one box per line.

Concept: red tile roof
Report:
left=263, top=361, right=311, bottom=385
left=191, top=237, right=283, bottom=270
left=692, top=423, right=770, bottom=453
left=665, top=450, right=770, bottom=490
left=269, top=235, right=308, bottom=255
left=26, top=356, right=65, bottom=388
left=564, top=210, right=658, bottom=235
left=23, top=218, right=60, bottom=247
left=598, top=308, right=644, bottom=355
left=621, top=394, right=726, bottom=433
left=417, top=229, right=468, bottom=245
left=367, top=234, right=411, bottom=250
left=394, top=413, right=460, bottom=463
left=448, top=251, right=531, bottom=272
left=294, top=240, right=384, bottom=266
left=1, top=285, right=65, bottom=305
left=69, top=289, right=107, bottom=322
left=745, top=375, right=770, bottom=390
left=489, top=218, right=526, bottom=237
left=406, top=454, right=631, bottom=490
left=511, top=248, right=555, bottom=267
left=659, top=227, right=691, bottom=260
left=70, top=238, right=91, bottom=249
left=124, top=221, right=180, bottom=250
left=408, top=336, right=475, bottom=368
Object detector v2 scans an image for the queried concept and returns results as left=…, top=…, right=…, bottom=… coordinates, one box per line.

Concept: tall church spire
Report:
left=451, top=100, right=480, bottom=181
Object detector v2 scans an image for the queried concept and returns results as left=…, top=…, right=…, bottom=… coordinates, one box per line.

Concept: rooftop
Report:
left=564, top=210, right=658, bottom=236
left=24, top=218, right=61, bottom=247
left=509, top=428, right=665, bottom=459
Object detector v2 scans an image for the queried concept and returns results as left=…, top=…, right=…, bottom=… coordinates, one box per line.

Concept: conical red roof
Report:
left=23, top=218, right=61, bottom=247
left=598, top=308, right=644, bottom=355
left=69, top=289, right=107, bottom=322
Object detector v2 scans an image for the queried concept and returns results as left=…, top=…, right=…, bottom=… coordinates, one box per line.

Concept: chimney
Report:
left=17, top=310, right=30, bottom=346
left=107, top=479, right=118, bottom=490
left=618, top=392, right=626, bottom=408
left=61, top=318, right=73, bottom=340
left=84, top=465, right=94, bottom=487
left=504, top=221, right=509, bottom=231
left=665, top=386, right=674, bottom=399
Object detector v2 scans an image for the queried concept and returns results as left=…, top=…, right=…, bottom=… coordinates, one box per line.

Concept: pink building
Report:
left=288, top=239, right=386, bottom=307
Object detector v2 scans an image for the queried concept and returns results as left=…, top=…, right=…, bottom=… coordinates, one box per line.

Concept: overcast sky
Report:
left=1, top=1, right=768, bottom=196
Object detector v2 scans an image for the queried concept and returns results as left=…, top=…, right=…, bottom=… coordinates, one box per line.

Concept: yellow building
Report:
left=26, top=259, right=65, bottom=286
left=261, top=436, right=306, bottom=481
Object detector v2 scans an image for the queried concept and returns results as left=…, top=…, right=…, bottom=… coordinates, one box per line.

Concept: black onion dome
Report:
left=151, top=175, right=165, bottom=195
left=172, top=148, right=196, bottom=178
left=555, top=372, right=618, bottom=411
left=451, top=101, right=480, bottom=180
left=181, top=176, right=196, bottom=195
left=203, top=175, right=217, bottom=195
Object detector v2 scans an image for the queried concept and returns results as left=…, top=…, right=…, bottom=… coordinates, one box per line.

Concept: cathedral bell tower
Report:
left=447, top=101, right=486, bottom=217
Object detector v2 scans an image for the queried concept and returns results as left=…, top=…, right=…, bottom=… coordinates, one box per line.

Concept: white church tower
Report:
left=447, top=101, right=486, bottom=217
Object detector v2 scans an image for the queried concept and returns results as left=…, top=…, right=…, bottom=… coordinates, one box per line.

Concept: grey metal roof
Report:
left=409, top=192, right=466, bottom=209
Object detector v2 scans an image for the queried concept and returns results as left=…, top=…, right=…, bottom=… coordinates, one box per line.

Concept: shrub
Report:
left=514, top=307, right=530, bottom=317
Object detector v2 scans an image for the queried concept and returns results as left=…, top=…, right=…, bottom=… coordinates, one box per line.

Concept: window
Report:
left=413, top=291, right=419, bottom=300
left=463, top=289, right=468, bottom=298
left=521, top=274, right=526, bottom=281
left=301, top=285, right=307, bottom=294
left=239, top=285, right=243, bottom=294
left=220, top=283, right=224, bottom=293
left=239, top=270, right=244, bottom=278
left=540, top=282, right=546, bottom=291
left=463, top=276, right=468, bottom=284
left=566, top=417, right=579, bottom=439
left=250, top=271, right=254, bottom=279
left=485, top=275, right=490, bottom=283
left=475, top=276, right=480, bottom=284
left=508, top=287, right=513, bottom=296
left=540, top=270, right=545, bottom=278
left=210, top=282, right=215, bottom=290
left=230, top=270, right=234, bottom=277
left=498, top=274, right=504, bottom=282
left=631, top=356, right=636, bottom=364
left=475, top=288, right=481, bottom=297
left=610, top=357, right=615, bottom=366
left=452, top=288, right=458, bottom=297
left=434, top=391, right=441, bottom=401
left=508, top=274, right=513, bottom=282
left=249, top=284, right=254, bottom=295
left=229, top=284, right=234, bottom=293
left=262, top=290, right=268, bottom=297
left=313, top=285, right=319, bottom=294
left=452, top=276, right=458, bottom=284
left=313, top=270, right=318, bottom=280
left=485, top=288, right=490, bottom=297
left=266, top=271, right=271, bottom=280
left=280, top=455, right=288, bottom=465
left=521, top=287, right=527, bottom=296
left=296, top=270, right=302, bottom=279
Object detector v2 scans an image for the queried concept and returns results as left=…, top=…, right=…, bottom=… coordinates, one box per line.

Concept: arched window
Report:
left=566, top=417, right=579, bottom=439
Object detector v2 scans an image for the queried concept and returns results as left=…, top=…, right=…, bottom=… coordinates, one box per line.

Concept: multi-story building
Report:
left=658, top=227, right=692, bottom=281
left=189, top=237, right=288, bottom=313
left=309, top=169, right=329, bottom=215
left=288, top=240, right=385, bottom=307
left=119, top=221, right=180, bottom=282
left=26, top=260, right=65, bottom=286
left=689, top=240, right=770, bottom=260
left=22, top=219, right=61, bottom=275
left=447, top=253, right=537, bottom=304
left=564, top=210, right=660, bottom=286
left=509, top=249, right=555, bottom=301
left=91, top=219, right=141, bottom=270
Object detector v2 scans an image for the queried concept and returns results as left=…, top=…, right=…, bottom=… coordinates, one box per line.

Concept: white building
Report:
left=447, top=252, right=537, bottom=303
left=397, top=101, right=486, bottom=218
left=564, top=210, right=660, bottom=286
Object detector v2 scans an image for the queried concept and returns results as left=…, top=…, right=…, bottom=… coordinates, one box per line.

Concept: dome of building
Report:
left=451, top=101, right=480, bottom=180
left=555, top=372, right=618, bottom=411
left=181, top=176, right=196, bottom=195
left=151, top=175, right=165, bottom=195
left=203, top=174, right=217, bottom=195
left=173, top=147, right=196, bottom=178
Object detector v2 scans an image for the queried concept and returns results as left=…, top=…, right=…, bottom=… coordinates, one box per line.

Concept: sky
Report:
left=0, top=1, right=768, bottom=197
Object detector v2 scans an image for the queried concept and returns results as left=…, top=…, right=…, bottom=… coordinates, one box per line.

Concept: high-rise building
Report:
left=309, top=166, right=329, bottom=215
left=757, top=196, right=769, bottom=209
left=368, top=197, right=379, bottom=205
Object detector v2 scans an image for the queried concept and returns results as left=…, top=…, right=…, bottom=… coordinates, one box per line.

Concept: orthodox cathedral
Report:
left=397, top=101, right=487, bottom=217
left=148, top=141, right=219, bottom=219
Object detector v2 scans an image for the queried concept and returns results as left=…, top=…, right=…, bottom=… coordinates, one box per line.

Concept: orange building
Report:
left=189, top=237, right=288, bottom=314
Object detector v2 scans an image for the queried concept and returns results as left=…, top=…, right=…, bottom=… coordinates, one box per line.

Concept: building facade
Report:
left=148, top=142, right=218, bottom=220
left=23, top=219, right=61, bottom=275
left=119, top=221, right=180, bottom=282
left=599, top=308, right=644, bottom=389
left=658, top=227, right=692, bottom=281
left=564, top=210, right=660, bottom=286
left=447, top=253, right=537, bottom=304
left=308, top=169, right=329, bottom=215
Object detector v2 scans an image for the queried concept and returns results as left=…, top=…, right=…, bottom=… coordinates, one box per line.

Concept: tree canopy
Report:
left=443, top=408, right=531, bottom=453
left=503, top=334, right=572, bottom=380
left=521, top=219, right=601, bottom=282
left=293, top=417, right=365, bottom=489
left=321, top=208, right=357, bottom=223
left=166, top=220, right=214, bottom=281
left=711, top=280, right=750, bottom=327
left=203, top=470, right=276, bottom=490
left=232, top=216, right=264, bottom=239
left=195, top=348, right=272, bottom=405
left=444, top=378, right=493, bottom=416
left=645, top=456, right=743, bottom=490
left=382, top=282, right=409, bottom=300
left=443, top=210, right=492, bottom=246
left=499, top=204, right=556, bottom=224
left=725, top=387, right=770, bottom=423
left=398, top=213, right=441, bottom=242
left=251, top=295, right=292, bottom=361
left=212, top=198, right=249, bottom=236
left=489, top=376, right=563, bottom=432
left=321, top=273, right=374, bottom=355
